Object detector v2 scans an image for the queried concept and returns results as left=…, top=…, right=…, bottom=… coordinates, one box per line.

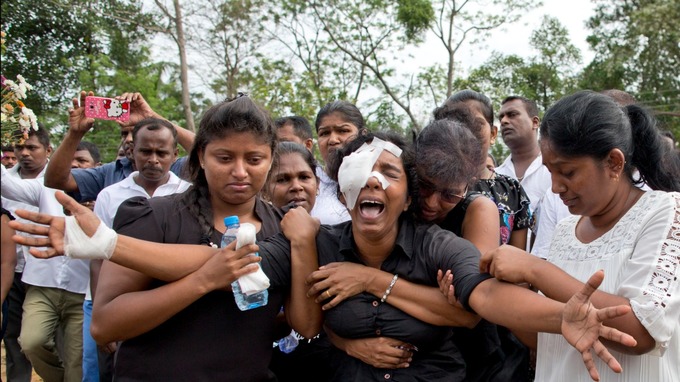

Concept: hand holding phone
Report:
left=84, top=96, right=130, bottom=122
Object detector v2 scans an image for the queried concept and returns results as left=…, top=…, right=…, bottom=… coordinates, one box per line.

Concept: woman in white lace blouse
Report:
left=476, top=91, right=680, bottom=382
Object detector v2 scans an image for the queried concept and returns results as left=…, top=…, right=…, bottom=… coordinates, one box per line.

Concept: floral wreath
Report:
left=1, top=31, right=39, bottom=148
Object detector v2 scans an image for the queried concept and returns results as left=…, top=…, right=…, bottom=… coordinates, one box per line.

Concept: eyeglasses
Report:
left=418, top=180, right=468, bottom=204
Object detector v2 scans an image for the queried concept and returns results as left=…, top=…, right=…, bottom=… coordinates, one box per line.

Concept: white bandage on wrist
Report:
left=64, top=216, right=118, bottom=260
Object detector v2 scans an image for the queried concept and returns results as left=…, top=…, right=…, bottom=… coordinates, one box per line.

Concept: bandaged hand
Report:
left=64, top=216, right=118, bottom=260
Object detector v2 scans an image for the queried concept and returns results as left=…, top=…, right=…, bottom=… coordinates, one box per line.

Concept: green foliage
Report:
left=364, top=101, right=410, bottom=133
left=490, top=140, right=510, bottom=164
left=584, top=0, right=679, bottom=138
left=461, top=16, right=581, bottom=113
left=396, top=0, right=434, bottom=41
left=2, top=0, right=194, bottom=162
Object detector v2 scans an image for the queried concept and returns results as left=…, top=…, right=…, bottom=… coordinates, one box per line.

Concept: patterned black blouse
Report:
left=471, top=173, right=534, bottom=244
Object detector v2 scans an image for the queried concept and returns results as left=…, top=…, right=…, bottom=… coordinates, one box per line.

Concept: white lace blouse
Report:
left=536, top=191, right=680, bottom=382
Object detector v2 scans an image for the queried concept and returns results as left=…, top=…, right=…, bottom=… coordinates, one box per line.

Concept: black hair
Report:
left=434, top=89, right=494, bottom=126
left=1, top=144, right=14, bottom=152
left=541, top=90, right=680, bottom=192
left=76, top=141, right=101, bottom=164
left=183, top=94, right=277, bottom=244
left=275, top=116, right=313, bottom=141
left=13, top=123, right=50, bottom=148
left=132, top=118, right=178, bottom=147
left=315, top=101, right=366, bottom=133
left=271, top=141, right=318, bottom=176
left=431, top=102, right=487, bottom=143
left=501, top=96, right=539, bottom=118
left=264, top=141, right=319, bottom=202
left=327, top=130, right=417, bottom=216
left=415, top=119, right=484, bottom=191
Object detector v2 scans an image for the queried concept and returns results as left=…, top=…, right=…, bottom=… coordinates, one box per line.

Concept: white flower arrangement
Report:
left=1, top=32, right=39, bottom=146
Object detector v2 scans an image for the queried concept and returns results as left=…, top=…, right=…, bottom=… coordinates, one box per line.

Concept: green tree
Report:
left=428, top=0, right=541, bottom=99
left=584, top=0, right=679, bottom=136
left=460, top=16, right=581, bottom=113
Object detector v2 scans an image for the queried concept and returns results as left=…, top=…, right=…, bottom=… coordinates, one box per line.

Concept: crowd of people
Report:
left=1, top=88, right=678, bottom=382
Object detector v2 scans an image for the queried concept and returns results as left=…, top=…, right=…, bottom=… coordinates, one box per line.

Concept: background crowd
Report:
left=1, top=87, right=679, bottom=382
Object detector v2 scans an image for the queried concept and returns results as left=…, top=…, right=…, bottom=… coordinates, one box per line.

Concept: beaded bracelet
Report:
left=381, top=274, right=399, bottom=303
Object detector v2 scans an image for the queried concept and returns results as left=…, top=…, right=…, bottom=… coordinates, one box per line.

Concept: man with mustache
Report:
left=88, top=117, right=191, bottom=381
left=93, top=118, right=191, bottom=227
left=495, top=96, right=551, bottom=251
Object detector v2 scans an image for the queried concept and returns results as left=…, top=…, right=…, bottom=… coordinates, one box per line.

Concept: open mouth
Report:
left=359, top=200, right=385, bottom=219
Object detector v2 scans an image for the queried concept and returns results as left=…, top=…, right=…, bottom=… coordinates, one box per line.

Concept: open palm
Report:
left=561, top=270, right=638, bottom=381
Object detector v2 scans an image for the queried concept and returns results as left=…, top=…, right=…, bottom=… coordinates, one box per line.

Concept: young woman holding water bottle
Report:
left=87, top=94, right=322, bottom=381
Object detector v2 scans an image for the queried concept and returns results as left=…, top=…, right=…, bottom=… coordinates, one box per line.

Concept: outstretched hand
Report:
left=8, top=191, right=101, bottom=258
left=562, top=270, right=638, bottom=381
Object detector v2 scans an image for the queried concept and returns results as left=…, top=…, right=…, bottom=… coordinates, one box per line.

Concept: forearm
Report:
left=527, top=260, right=655, bottom=353
left=1, top=218, right=17, bottom=303
left=471, top=279, right=564, bottom=333
left=0, top=257, right=15, bottom=304
left=366, top=271, right=480, bottom=327
left=175, top=123, right=195, bottom=152
left=112, top=236, right=216, bottom=281
left=0, top=165, right=40, bottom=205
left=89, top=259, right=103, bottom=299
left=91, top=271, right=208, bottom=344
left=44, top=130, right=84, bottom=190
left=508, top=228, right=528, bottom=250
left=285, top=239, right=322, bottom=339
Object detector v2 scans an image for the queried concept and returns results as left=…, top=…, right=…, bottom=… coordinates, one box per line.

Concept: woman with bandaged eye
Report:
left=12, top=128, right=638, bottom=381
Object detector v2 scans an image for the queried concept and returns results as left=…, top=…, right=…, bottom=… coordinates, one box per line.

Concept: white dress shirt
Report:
left=310, top=167, right=351, bottom=225
left=495, top=154, right=552, bottom=210
left=94, top=171, right=191, bottom=228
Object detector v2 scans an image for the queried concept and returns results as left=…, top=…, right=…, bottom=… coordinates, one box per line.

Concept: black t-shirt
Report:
left=262, top=217, right=492, bottom=382
left=111, top=193, right=285, bottom=382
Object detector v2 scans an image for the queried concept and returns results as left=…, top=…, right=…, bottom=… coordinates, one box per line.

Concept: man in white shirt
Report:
left=1, top=128, right=52, bottom=382
left=94, top=118, right=191, bottom=226
left=2, top=127, right=92, bottom=382
left=496, top=96, right=551, bottom=206
left=495, top=96, right=551, bottom=250
left=89, top=118, right=191, bottom=378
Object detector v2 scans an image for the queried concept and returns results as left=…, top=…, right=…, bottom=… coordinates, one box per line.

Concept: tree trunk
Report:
left=173, top=0, right=195, bottom=131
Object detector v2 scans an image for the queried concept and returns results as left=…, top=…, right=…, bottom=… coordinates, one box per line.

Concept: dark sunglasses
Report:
left=419, top=180, right=468, bottom=204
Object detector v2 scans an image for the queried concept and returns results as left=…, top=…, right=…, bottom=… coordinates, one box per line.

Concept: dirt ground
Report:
left=1, top=342, right=42, bottom=381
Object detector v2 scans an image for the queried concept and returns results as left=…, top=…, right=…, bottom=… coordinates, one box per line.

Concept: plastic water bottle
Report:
left=277, top=330, right=300, bottom=354
left=221, top=215, right=268, bottom=311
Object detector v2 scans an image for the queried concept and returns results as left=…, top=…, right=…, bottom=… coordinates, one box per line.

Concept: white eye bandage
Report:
left=235, top=223, right=270, bottom=295
left=338, top=137, right=403, bottom=210
left=64, top=216, right=118, bottom=260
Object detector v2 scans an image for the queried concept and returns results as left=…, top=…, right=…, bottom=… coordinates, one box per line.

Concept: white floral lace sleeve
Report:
left=621, top=192, right=680, bottom=355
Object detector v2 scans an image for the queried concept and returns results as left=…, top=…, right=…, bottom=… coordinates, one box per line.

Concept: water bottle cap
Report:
left=224, top=216, right=239, bottom=226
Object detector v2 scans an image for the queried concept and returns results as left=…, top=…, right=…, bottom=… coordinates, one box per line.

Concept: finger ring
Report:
left=324, top=290, right=331, bottom=299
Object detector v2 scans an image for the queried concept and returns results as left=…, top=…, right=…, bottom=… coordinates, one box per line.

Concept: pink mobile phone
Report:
left=84, top=96, right=131, bottom=122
